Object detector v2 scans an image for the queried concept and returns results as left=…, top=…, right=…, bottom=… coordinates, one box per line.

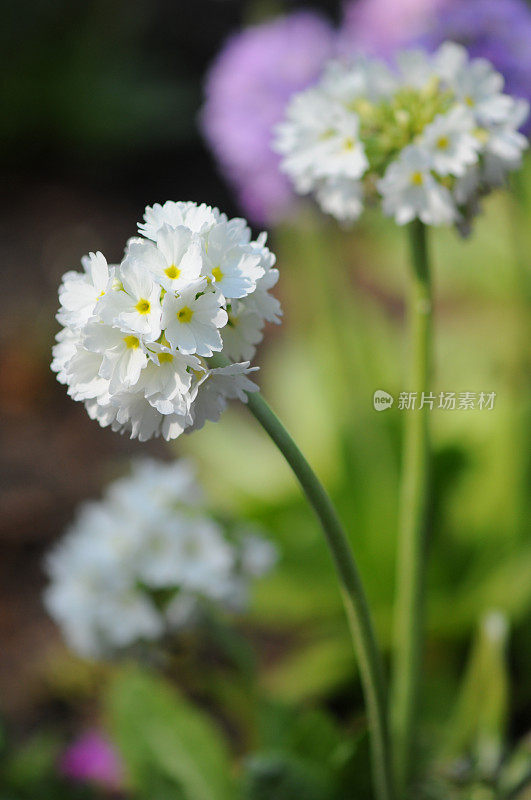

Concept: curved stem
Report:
left=226, top=379, right=395, bottom=800
left=391, top=220, right=432, bottom=794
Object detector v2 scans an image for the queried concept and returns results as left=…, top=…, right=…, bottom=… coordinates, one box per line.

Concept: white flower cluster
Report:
left=274, top=43, right=529, bottom=231
left=52, top=202, right=281, bottom=441
left=44, top=459, right=277, bottom=659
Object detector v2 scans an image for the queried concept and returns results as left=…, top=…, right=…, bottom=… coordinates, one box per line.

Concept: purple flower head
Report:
left=201, top=11, right=335, bottom=224
left=417, top=0, right=531, bottom=131
left=59, top=730, right=124, bottom=791
left=338, top=0, right=445, bottom=60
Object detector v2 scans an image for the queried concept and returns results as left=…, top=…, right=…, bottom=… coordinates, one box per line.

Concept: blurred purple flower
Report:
left=201, top=11, right=335, bottom=225
left=417, top=0, right=531, bottom=131
left=338, top=0, right=444, bottom=59
left=60, top=730, right=124, bottom=791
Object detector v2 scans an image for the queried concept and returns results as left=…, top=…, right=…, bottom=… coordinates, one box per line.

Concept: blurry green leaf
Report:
left=264, top=634, right=355, bottom=702
left=241, top=753, right=333, bottom=800
left=105, top=665, right=236, bottom=800
left=334, top=729, right=374, bottom=800
left=2, top=731, right=62, bottom=789
left=288, top=709, right=343, bottom=766
left=498, top=734, right=531, bottom=798
left=428, top=548, right=531, bottom=637
left=442, top=611, right=510, bottom=776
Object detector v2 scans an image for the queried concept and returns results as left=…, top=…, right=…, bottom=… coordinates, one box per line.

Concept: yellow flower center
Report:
left=344, top=137, right=356, bottom=150
left=437, top=136, right=449, bottom=150
left=211, top=266, right=224, bottom=282
left=474, top=127, right=490, bottom=144
left=158, top=352, right=174, bottom=364
left=123, top=335, right=140, bottom=349
left=177, top=306, right=193, bottom=323
left=135, top=298, right=151, bottom=315
left=165, top=264, right=181, bottom=280
left=465, top=95, right=475, bottom=107
left=411, top=171, right=424, bottom=186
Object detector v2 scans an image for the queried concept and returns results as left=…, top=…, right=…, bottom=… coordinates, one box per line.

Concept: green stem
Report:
left=210, top=352, right=394, bottom=800
left=391, top=220, right=432, bottom=794
left=247, top=392, right=395, bottom=800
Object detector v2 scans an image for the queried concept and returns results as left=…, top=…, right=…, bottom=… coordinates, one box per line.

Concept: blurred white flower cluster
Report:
left=274, top=42, right=529, bottom=232
left=52, top=202, right=281, bottom=441
left=44, top=459, right=277, bottom=659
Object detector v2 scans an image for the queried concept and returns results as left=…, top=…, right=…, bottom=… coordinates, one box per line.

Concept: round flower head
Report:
left=274, top=42, right=529, bottom=232
left=201, top=11, right=335, bottom=224
left=44, top=459, right=277, bottom=659
left=51, top=201, right=281, bottom=441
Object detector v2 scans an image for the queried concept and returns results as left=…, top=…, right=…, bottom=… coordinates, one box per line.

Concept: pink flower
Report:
left=59, top=730, right=124, bottom=791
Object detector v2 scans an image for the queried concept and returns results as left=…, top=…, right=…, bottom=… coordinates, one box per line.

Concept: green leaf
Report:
left=241, top=753, right=333, bottom=800
left=1, top=731, right=62, bottom=789
left=105, top=664, right=236, bottom=800
left=442, top=611, right=510, bottom=776
left=263, top=635, right=355, bottom=702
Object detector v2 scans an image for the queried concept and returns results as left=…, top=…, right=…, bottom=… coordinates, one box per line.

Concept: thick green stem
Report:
left=391, top=220, right=432, bottom=794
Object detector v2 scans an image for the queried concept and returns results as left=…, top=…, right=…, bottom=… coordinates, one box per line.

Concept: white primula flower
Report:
left=52, top=202, right=280, bottom=440
left=139, top=200, right=222, bottom=240
left=311, top=110, right=368, bottom=182
left=64, top=346, right=110, bottom=402
left=202, top=221, right=264, bottom=299
left=125, top=224, right=203, bottom=294
left=188, top=362, right=259, bottom=433
left=378, top=146, right=457, bottom=226
left=396, top=48, right=438, bottom=89
left=84, top=322, right=148, bottom=393
left=44, top=459, right=277, bottom=658
left=321, top=56, right=396, bottom=105
left=275, top=90, right=344, bottom=192
left=246, top=233, right=282, bottom=324
left=112, top=390, right=191, bottom=442
left=316, top=177, right=364, bottom=223
left=482, top=98, right=530, bottom=184
left=274, top=42, right=528, bottom=232
left=222, top=301, right=264, bottom=362
left=161, top=279, right=227, bottom=356
left=420, top=106, right=480, bottom=177
left=139, top=345, right=200, bottom=415
left=434, top=42, right=468, bottom=85
left=107, top=458, right=203, bottom=518
left=99, top=260, right=162, bottom=341
left=451, top=57, right=512, bottom=126
left=57, top=251, right=110, bottom=329
left=51, top=327, right=80, bottom=384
